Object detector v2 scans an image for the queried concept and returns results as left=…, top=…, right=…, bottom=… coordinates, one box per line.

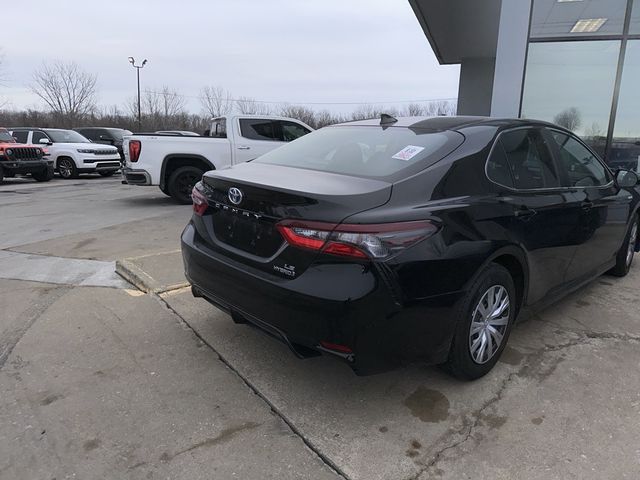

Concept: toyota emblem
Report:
left=228, top=187, right=243, bottom=205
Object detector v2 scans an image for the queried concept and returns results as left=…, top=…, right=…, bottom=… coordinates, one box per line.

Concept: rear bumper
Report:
left=181, top=221, right=462, bottom=375
left=121, top=167, right=152, bottom=185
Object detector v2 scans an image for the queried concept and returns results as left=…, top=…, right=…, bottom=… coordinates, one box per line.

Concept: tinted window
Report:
left=277, top=121, right=310, bottom=142
left=76, top=128, right=98, bottom=140
left=239, top=119, right=277, bottom=141
left=210, top=118, right=227, bottom=138
left=32, top=131, right=49, bottom=144
left=550, top=131, right=610, bottom=187
left=12, top=131, right=28, bottom=143
left=500, top=129, right=560, bottom=189
left=486, top=141, right=514, bottom=188
left=254, top=125, right=463, bottom=180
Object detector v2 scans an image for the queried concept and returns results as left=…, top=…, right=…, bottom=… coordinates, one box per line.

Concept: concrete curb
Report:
left=115, top=256, right=189, bottom=294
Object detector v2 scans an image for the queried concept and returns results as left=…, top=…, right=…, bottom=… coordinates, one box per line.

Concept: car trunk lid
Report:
left=195, top=163, right=392, bottom=276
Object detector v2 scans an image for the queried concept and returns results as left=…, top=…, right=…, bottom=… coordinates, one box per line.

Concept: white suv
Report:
left=10, top=128, right=121, bottom=179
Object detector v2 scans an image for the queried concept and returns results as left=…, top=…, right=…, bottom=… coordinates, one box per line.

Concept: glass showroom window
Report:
left=631, top=0, right=640, bottom=33
left=610, top=40, right=640, bottom=171
left=530, top=0, right=628, bottom=38
left=521, top=40, right=620, bottom=156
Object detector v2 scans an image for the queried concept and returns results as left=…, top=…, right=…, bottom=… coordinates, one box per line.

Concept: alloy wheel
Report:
left=177, top=172, right=199, bottom=199
left=469, top=285, right=510, bottom=364
left=58, top=159, right=73, bottom=178
left=627, top=221, right=638, bottom=267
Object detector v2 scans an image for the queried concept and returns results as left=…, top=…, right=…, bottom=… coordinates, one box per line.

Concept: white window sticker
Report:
left=391, top=145, right=425, bottom=161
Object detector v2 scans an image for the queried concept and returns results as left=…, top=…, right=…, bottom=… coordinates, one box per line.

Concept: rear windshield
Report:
left=253, top=125, right=463, bottom=180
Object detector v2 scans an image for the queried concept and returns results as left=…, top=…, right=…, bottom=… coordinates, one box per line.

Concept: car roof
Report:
left=332, top=116, right=571, bottom=134
left=9, top=127, right=71, bottom=132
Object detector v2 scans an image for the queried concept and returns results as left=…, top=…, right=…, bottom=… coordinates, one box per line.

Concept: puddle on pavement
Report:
left=403, top=386, right=450, bottom=422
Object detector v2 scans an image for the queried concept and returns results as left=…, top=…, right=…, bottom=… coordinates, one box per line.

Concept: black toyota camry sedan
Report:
left=181, top=116, right=639, bottom=380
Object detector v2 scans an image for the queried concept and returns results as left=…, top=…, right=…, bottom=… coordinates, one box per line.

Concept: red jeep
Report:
left=0, top=128, right=53, bottom=183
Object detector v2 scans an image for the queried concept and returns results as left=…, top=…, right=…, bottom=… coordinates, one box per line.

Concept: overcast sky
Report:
left=0, top=0, right=459, bottom=115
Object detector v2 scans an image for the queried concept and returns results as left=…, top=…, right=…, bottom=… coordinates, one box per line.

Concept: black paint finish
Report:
left=181, top=117, right=640, bottom=375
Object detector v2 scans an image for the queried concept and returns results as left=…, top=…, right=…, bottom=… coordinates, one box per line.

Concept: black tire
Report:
left=99, top=171, right=115, bottom=177
left=32, top=165, right=54, bottom=182
left=443, top=263, right=516, bottom=380
left=608, top=216, right=638, bottom=277
left=0, top=166, right=4, bottom=183
left=57, top=157, right=78, bottom=179
left=159, top=185, right=171, bottom=197
left=4, top=171, right=15, bottom=178
left=167, top=166, right=203, bottom=204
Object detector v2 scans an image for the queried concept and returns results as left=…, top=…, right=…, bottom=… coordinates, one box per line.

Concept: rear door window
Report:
left=499, top=129, right=560, bottom=189
left=548, top=130, right=611, bottom=187
left=11, top=131, right=29, bottom=143
left=239, top=119, right=278, bottom=141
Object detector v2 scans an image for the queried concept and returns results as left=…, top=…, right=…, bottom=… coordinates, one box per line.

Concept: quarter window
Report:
left=550, top=131, right=610, bottom=187
left=239, top=119, right=277, bottom=141
left=486, top=141, right=514, bottom=188
left=499, top=129, right=560, bottom=190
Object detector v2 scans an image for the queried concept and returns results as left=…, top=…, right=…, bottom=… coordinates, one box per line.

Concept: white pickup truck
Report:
left=122, top=114, right=313, bottom=203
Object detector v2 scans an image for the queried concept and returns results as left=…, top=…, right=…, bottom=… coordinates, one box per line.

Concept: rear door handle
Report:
left=581, top=201, right=594, bottom=211
left=237, top=146, right=251, bottom=150
left=514, top=206, right=537, bottom=220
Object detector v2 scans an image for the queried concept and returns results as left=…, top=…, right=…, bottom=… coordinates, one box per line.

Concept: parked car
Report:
left=73, top=127, right=132, bottom=159
left=10, top=128, right=121, bottom=179
left=154, top=130, right=200, bottom=136
left=122, top=114, right=313, bottom=203
left=0, top=128, right=53, bottom=183
left=181, top=116, right=640, bottom=379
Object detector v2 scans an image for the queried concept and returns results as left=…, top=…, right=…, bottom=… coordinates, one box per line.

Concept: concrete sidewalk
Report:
left=0, top=279, right=340, bottom=480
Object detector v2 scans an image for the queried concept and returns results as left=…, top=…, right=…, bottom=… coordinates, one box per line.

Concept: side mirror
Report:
left=615, top=169, right=639, bottom=188
left=99, top=135, right=114, bottom=143
left=38, top=138, right=51, bottom=145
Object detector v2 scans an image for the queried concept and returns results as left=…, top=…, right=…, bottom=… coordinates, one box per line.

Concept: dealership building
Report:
left=410, top=0, right=640, bottom=170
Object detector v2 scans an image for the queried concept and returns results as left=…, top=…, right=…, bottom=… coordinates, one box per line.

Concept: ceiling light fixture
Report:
left=570, top=18, right=607, bottom=33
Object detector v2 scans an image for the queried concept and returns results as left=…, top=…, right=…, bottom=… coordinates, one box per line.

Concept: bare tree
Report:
left=31, top=61, right=97, bottom=124
left=156, top=86, right=186, bottom=118
left=235, top=96, right=271, bottom=115
left=279, top=104, right=317, bottom=128
left=403, top=103, right=424, bottom=116
left=200, top=86, right=232, bottom=118
left=554, top=107, right=582, bottom=131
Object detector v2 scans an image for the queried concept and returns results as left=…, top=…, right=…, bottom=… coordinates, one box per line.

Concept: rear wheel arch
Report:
left=470, top=246, right=529, bottom=314
left=160, top=154, right=214, bottom=190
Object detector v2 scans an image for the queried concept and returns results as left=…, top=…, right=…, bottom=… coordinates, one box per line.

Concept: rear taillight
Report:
left=276, top=220, right=438, bottom=260
left=129, top=140, right=141, bottom=162
left=191, top=183, right=208, bottom=216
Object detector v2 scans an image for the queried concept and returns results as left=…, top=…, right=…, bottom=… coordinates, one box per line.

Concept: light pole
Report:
left=128, top=57, right=147, bottom=131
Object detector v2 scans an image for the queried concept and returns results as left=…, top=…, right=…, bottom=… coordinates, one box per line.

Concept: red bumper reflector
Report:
left=319, top=341, right=353, bottom=354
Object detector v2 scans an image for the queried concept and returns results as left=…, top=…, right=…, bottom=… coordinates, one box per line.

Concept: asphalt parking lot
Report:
left=1, top=176, right=640, bottom=480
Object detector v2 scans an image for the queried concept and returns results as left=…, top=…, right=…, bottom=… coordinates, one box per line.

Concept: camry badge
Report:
left=228, top=187, right=243, bottom=205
